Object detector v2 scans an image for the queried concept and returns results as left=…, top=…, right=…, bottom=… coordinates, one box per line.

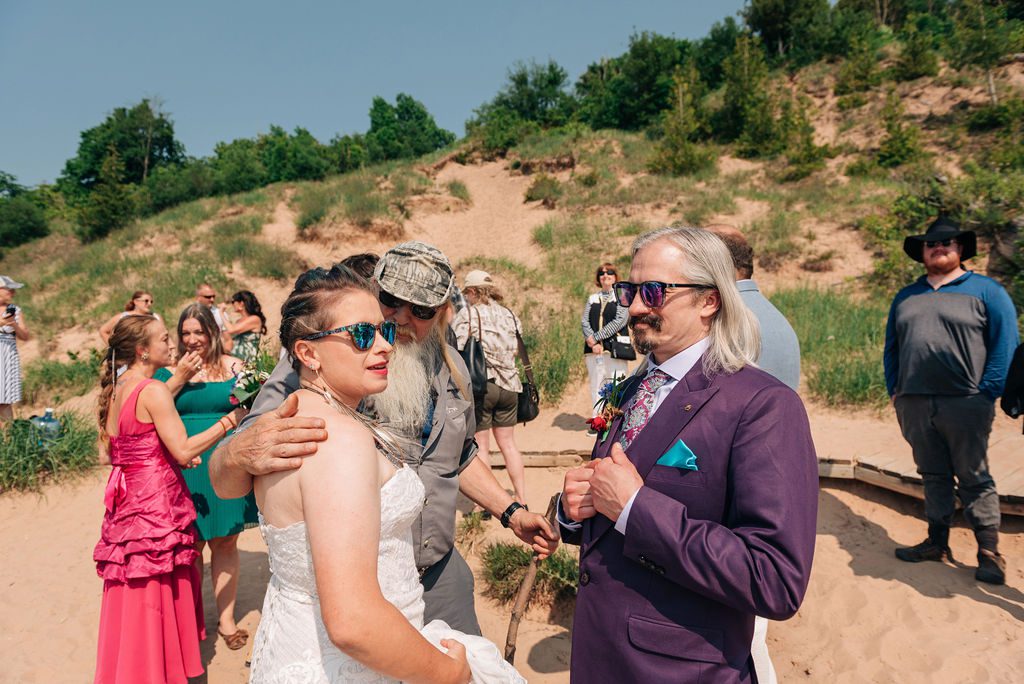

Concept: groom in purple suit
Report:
left=559, top=227, right=818, bottom=683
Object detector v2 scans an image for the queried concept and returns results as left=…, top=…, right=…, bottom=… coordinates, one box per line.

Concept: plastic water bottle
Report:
left=30, top=408, right=61, bottom=451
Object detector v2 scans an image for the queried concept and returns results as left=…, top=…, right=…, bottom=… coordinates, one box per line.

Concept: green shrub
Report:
left=748, top=210, right=801, bottom=270
left=294, top=184, right=340, bottom=231
left=343, top=176, right=389, bottom=227
left=834, top=37, right=881, bottom=96
left=894, top=22, right=940, bottom=82
left=76, top=148, right=138, bottom=242
left=446, top=180, right=471, bottom=203
left=22, top=350, right=103, bottom=405
left=480, top=542, right=578, bottom=605
left=143, top=160, right=215, bottom=214
left=0, top=412, right=98, bottom=492
left=837, top=93, right=869, bottom=111
left=845, top=156, right=885, bottom=178
left=213, top=238, right=302, bottom=281
left=524, top=174, right=563, bottom=208
left=966, top=98, right=1024, bottom=132
left=0, top=195, right=49, bottom=247
left=877, top=92, right=923, bottom=168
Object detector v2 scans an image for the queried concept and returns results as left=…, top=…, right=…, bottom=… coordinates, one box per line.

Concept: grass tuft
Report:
left=0, top=412, right=98, bottom=492
left=480, top=542, right=579, bottom=606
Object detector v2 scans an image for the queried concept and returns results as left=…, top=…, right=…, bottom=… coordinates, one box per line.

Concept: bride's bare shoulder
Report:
left=293, top=390, right=376, bottom=471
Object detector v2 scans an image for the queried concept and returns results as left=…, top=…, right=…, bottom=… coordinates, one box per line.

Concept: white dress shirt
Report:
left=560, top=337, right=710, bottom=534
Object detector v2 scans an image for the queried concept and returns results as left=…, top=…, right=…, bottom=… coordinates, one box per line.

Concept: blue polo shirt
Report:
left=884, top=271, right=1019, bottom=400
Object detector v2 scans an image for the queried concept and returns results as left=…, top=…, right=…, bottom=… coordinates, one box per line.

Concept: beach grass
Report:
left=0, top=412, right=98, bottom=492
left=22, top=350, right=103, bottom=405
left=770, top=286, right=890, bottom=406
left=480, top=542, right=579, bottom=606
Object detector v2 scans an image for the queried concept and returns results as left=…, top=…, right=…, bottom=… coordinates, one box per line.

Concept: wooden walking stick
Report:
left=503, top=493, right=559, bottom=665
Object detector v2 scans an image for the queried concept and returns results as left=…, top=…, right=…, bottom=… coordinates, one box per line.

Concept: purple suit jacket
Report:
left=561, top=357, right=818, bottom=683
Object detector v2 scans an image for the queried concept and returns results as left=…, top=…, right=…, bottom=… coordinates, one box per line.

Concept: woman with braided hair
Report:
left=93, top=314, right=245, bottom=684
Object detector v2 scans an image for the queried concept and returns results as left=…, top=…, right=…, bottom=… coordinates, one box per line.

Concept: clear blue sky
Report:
left=0, top=1, right=744, bottom=186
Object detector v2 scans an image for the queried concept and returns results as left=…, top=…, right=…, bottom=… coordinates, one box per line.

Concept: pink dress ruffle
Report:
left=94, top=379, right=205, bottom=683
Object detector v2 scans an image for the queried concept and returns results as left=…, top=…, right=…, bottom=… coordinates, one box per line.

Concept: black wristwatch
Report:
left=500, top=502, right=526, bottom=528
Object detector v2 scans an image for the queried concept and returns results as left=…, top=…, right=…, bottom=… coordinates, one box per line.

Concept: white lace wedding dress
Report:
left=249, top=466, right=524, bottom=684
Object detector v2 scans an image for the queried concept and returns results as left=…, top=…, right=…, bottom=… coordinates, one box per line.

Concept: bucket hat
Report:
left=0, top=275, right=24, bottom=290
left=373, top=241, right=453, bottom=307
left=903, top=216, right=976, bottom=263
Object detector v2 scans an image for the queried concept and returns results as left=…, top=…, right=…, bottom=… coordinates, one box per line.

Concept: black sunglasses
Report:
left=598, top=270, right=616, bottom=276
left=925, top=238, right=957, bottom=248
left=301, top=321, right=397, bottom=350
left=378, top=290, right=439, bottom=320
left=613, top=281, right=708, bottom=308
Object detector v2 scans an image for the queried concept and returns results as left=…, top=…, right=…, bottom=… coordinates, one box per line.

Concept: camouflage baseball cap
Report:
left=373, top=241, right=454, bottom=307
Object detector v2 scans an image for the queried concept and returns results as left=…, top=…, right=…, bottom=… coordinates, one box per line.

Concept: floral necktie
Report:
left=619, top=368, right=671, bottom=450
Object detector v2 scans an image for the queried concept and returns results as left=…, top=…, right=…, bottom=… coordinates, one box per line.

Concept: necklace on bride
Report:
left=300, top=373, right=407, bottom=470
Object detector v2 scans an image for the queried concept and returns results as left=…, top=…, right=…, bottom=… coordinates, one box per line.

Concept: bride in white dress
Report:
left=250, top=266, right=523, bottom=684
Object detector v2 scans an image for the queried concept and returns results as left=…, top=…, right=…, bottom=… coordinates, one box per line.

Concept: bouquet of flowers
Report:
left=230, top=346, right=276, bottom=410
left=586, top=373, right=630, bottom=440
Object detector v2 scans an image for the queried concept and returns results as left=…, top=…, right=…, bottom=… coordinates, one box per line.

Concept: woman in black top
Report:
left=580, top=263, right=631, bottom=421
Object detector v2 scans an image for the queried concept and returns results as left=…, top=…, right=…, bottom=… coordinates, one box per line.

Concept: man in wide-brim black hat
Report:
left=884, top=216, right=1020, bottom=585
left=901, top=215, right=977, bottom=263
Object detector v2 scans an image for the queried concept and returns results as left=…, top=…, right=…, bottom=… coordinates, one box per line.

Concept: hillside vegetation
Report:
left=3, top=2, right=1024, bottom=414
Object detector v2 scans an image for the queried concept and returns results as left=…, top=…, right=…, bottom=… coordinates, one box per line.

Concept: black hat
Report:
left=902, top=216, right=976, bottom=263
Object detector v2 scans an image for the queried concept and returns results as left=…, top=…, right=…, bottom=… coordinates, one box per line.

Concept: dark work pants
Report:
left=894, top=394, right=1000, bottom=532
left=420, top=547, right=482, bottom=636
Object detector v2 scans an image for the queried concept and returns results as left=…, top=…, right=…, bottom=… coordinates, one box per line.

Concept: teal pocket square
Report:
left=656, top=440, right=699, bottom=471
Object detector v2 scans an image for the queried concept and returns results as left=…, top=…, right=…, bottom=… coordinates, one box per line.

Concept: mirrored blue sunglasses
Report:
left=301, top=321, right=397, bottom=350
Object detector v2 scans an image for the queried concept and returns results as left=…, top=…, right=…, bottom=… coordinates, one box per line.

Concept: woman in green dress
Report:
left=155, top=303, right=255, bottom=651
left=224, top=290, right=266, bottom=364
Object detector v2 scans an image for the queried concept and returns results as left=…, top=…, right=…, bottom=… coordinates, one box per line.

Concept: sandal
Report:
left=218, top=627, right=249, bottom=650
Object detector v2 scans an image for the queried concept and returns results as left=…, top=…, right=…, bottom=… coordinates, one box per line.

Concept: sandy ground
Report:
left=2, top=394, right=1023, bottom=683
left=7, top=147, right=1024, bottom=682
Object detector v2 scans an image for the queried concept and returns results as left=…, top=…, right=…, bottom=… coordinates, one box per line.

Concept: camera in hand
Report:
left=4, top=304, right=15, bottom=317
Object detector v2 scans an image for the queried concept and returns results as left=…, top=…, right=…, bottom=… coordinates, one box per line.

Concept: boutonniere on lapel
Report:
left=586, top=373, right=630, bottom=442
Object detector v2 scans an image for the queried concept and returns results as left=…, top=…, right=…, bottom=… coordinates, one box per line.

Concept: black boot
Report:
left=975, top=527, right=1006, bottom=585
left=895, top=525, right=953, bottom=563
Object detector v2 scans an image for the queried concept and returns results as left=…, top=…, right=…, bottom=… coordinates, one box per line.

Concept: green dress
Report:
left=154, top=367, right=257, bottom=540
left=232, top=331, right=261, bottom=364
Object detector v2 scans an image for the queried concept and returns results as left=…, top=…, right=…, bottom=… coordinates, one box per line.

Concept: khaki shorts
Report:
left=476, top=380, right=518, bottom=430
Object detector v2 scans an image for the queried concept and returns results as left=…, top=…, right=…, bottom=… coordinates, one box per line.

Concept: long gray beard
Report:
left=372, top=333, right=440, bottom=440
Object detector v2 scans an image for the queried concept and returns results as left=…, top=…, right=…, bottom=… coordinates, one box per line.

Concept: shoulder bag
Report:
left=506, top=308, right=540, bottom=424
left=459, top=307, right=488, bottom=402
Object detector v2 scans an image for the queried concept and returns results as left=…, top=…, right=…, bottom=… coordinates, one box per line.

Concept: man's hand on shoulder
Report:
left=229, top=393, right=328, bottom=475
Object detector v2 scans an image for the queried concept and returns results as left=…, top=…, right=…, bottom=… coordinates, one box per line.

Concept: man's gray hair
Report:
left=632, top=226, right=760, bottom=376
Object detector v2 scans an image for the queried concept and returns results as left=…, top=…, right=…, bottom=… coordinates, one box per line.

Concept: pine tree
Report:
left=650, top=64, right=715, bottom=176
left=948, top=0, right=1016, bottom=105
left=895, top=20, right=939, bottom=82
left=720, top=35, right=772, bottom=141
left=77, top=147, right=136, bottom=242
left=877, top=91, right=923, bottom=168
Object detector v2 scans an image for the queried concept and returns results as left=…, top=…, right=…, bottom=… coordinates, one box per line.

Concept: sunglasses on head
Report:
left=613, top=281, right=708, bottom=308
left=925, top=238, right=957, bottom=248
left=378, top=290, right=438, bottom=320
left=301, top=321, right=397, bottom=350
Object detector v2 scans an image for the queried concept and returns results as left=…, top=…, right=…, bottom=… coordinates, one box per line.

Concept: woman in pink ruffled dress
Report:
left=93, top=314, right=245, bottom=684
